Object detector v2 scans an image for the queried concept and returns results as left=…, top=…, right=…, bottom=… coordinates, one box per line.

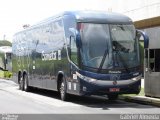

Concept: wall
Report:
left=108, top=0, right=160, bottom=22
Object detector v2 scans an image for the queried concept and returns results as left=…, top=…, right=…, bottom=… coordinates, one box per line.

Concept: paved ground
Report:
left=121, top=78, right=160, bottom=107
left=0, top=79, right=159, bottom=115
left=121, top=94, right=160, bottom=107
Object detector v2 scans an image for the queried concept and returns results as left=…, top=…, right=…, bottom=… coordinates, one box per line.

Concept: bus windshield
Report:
left=80, top=23, right=140, bottom=70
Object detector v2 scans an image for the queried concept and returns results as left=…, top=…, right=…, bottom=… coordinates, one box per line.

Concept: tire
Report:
left=108, top=94, right=118, bottom=100
left=19, top=75, right=24, bottom=90
left=23, top=74, right=30, bottom=92
left=59, top=78, right=68, bottom=101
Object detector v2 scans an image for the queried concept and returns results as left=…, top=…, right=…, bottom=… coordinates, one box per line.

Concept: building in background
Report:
left=106, top=0, right=160, bottom=34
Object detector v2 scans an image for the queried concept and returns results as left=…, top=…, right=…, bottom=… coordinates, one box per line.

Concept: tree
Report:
left=0, top=40, right=12, bottom=47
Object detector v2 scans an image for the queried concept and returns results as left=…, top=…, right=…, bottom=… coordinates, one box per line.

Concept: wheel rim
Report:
left=24, top=76, right=27, bottom=90
left=19, top=77, right=23, bottom=90
left=19, top=80, right=22, bottom=89
left=60, top=82, right=65, bottom=98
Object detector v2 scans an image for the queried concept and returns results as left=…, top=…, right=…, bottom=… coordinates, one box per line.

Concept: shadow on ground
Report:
left=27, top=87, right=155, bottom=110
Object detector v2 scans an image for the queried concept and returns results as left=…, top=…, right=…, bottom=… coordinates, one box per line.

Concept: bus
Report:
left=0, top=46, right=12, bottom=78
left=12, top=11, right=148, bottom=101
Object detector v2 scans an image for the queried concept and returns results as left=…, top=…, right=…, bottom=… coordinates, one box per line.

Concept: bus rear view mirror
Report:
left=136, top=30, right=149, bottom=49
left=76, top=33, right=82, bottom=48
left=69, top=28, right=82, bottom=48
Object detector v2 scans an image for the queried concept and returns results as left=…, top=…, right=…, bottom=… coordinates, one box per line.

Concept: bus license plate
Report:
left=109, top=88, right=120, bottom=92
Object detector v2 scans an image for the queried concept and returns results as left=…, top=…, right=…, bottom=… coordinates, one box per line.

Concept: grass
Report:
left=120, top=87, right=145, bottom=97
left=138, top=87, right=145, bottom=96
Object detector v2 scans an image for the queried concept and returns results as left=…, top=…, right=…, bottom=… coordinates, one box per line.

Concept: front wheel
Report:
left=59, top=79, right=68, bottom=101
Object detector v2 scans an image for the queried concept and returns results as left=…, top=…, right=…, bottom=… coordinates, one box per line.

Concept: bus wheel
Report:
left=59, top=78, right=67, bottom=101
left=23, top=74, right=30, bottom=92
left=108, top=94, right=118, bottom=100
left=19, top=76, right=24, bottom=91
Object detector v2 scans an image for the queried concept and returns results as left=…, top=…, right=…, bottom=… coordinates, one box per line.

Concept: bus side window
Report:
left=149, top=49, right=155, bottom=71
left=70, top=36, right=78, bottom=64
left=149, top=49, right=160, bottom=72
left=155, top=49, right=160, bottom=72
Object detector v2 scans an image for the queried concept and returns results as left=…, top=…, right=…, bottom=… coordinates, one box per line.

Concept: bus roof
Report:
left=14, top=11, right=133, bottom=35
left=63, top=11, right=133, bottom=24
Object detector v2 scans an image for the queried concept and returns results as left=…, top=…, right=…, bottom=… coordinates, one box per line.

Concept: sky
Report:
left=1, top=0, right=158, bottom=42
left=0, top=0, right=113, bottom=41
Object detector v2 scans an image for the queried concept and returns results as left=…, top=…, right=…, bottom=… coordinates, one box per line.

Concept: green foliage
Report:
left=139, top=41, right=144, bottom=65
left=0, top=40, right=12, bottom=47
left=71, top=54, right=78, bottom=64
left=4, top=71, right=12, bottom=78
left=0, top=70, right=12, bottom=78
left=139, top=41, right=144, bottom=75
left=0, top=71, right=4, bottom=78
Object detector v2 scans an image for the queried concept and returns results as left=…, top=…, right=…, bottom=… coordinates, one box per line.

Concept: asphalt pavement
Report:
left=0, top=78, right=160, bottom=120
left=0, top=79, right=160, bottom=114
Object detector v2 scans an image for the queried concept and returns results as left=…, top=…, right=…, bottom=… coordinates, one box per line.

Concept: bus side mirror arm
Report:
left=136, top=30, right=149, bottom=49
left=69, top=28, right=82, bottom=48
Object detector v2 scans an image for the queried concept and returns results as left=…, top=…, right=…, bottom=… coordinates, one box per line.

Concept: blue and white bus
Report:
left=12, top=11, right=148, bottom=100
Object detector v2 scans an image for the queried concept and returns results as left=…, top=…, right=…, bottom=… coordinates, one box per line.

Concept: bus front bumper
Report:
left=79, top=77, right=141, bottom=96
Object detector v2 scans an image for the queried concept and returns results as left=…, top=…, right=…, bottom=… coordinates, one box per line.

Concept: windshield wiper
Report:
left=97, top=49, right=109, bottom=73
left=113, top=41, right=129, bottom=53
left=114, top=49, right=130, bottom=73
left=112, top=41, right=130, bottom=73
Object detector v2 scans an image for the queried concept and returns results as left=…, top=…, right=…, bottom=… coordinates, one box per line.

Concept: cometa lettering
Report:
left=42, top=51, right=57, bottom=61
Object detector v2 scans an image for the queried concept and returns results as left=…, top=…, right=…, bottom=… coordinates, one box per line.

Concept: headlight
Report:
left=84, top=76, right=97, bottom=82
left=76, top=72, right=97, bottom=82
left=131, top=75, right=141, bottom=81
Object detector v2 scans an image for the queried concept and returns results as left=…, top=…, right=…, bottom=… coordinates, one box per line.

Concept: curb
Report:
left=119, top=96, right=160, bottom=107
